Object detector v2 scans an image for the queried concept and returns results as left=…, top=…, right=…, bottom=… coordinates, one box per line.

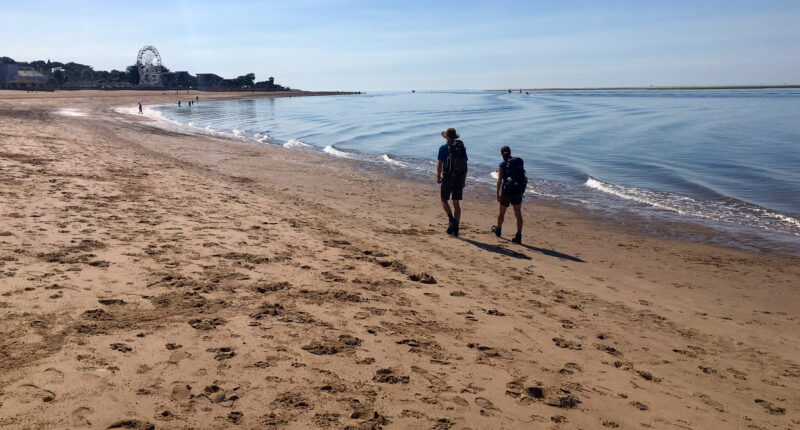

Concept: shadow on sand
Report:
left=458, top=236, right=585, bottom=263
left=459, top=238, right=532, bottom=260
left=499, top=237, right=586, bottom=262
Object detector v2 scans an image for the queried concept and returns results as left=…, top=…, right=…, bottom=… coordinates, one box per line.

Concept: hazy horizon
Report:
left=3, top=0, right=799, bottom=91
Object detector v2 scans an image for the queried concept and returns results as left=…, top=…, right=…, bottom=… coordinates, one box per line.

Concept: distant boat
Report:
left=507, top=89, right=511, bottom=93
left=411, top=90, right=415, bottom=93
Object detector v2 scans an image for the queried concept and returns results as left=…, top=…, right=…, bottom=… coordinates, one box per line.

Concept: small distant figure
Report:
left=178, top=100, right=181, bottom=107
left=138, top=102, right=143, bottom=114
left=492, top=146, right=527, bottom=244
left=196, top=96, right=198, bottom=101
left=436, top=128, right=468, bottom=237
left=525, top=91, right=530, bottom=95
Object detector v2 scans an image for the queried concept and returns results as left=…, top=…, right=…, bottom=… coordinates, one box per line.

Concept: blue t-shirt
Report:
left=438, top=142, right=467, bottom=171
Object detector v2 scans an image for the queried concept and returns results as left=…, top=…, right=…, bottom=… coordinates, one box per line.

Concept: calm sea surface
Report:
left=154, top=90, right=800, bottom=251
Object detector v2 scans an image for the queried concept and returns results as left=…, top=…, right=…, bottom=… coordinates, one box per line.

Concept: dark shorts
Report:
left=500, top=193, right=523, bottom=207
left=440, top=175, right=465, bottom=201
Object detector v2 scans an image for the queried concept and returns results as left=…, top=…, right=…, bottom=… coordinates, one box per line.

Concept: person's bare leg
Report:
left=497, top=205, right=507, bottom=227
left=441, top=198, right=452, bottom=217
left=513, top=204, right=522, bottom=232
left=453, top=200, right=461, bottom=222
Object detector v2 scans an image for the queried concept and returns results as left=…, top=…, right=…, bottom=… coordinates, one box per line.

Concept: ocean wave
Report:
left=253, top=133, right=272, bottom=144
left=323, top=145, right=356, bottom=158
left=585, top=177, right=800, bottom=236
left=585, top=177, right=693, bottom=215
left=232, top=129, right=246, bottom=137
left=758, top=207, right=800, bottom=230
left=382, top=154, right=409, bottom=167
left=285, top=139, right=314, bottom=149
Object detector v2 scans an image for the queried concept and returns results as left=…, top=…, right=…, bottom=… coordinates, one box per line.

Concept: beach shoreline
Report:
left=1, top=90, right=798, bottom=429
left=144, top=94, right=800, bottom=258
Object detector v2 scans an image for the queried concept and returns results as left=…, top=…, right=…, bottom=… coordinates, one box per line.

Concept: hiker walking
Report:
left=436, top=127, right=468, bottom=237
left=492, top=146, right=527, bottom=244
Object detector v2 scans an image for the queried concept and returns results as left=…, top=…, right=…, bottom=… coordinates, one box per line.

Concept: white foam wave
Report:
left=285, top=139, right=314, bottom=149
left=382, top=154, right=409, bottom=167
left=254, top=133, right=272, bottom=144
left=323, top=145, right=355, bottom=158
left=585, top=177, right=693, bottom=215
left=490, top=171, right=499, bottom=179
left=57, top=108, right=87, bottom=117
left=759, top=208, right=800, bottom=229
left=585, top=177, right=800, bottom=236
left=113, top=105, right=255, bottom=143
left=113, top=105, right=165, bottom=121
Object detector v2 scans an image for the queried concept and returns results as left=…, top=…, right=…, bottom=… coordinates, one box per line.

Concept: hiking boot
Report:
left=452, top=222, right=459, bottom=237
left=511, top=232, right=522, bottom=244
left=491, top=225, right=501, bottom=237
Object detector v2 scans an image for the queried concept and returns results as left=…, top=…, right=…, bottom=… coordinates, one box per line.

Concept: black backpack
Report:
left=502, top=157, right=528, bottom=195
left=446, top=140, right=468, bottom=178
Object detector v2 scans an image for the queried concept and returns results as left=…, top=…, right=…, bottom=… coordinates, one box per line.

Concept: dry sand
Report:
left=1, top=90, right=798, bottom=429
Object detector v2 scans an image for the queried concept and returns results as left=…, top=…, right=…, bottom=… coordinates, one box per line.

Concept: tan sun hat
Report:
left=441, top=127, right=460, bottom=140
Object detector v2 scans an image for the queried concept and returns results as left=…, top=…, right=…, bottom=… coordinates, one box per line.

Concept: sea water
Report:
left=154, top=90, right=800, bottom=252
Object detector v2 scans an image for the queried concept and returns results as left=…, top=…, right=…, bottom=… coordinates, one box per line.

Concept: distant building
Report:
left=253, top=76, right=286, bottom=91
left=197, top=73, right=224, bottom=89
left=0, top=64, right=48, bottom=89
left=161, top=71, right=197, bottom=88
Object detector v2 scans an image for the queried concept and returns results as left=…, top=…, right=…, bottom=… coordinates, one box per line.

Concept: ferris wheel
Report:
left=137, top=45, right=163, bottom=87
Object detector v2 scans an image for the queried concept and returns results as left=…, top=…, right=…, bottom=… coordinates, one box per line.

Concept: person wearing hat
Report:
left=436, top=127, right=468, bottom=236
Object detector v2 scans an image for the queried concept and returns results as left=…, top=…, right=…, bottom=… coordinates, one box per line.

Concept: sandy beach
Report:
left=1, top=90, right=798, bottom=429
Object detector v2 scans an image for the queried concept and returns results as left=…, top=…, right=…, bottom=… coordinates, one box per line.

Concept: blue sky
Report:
left=2, top=0, right=799, bottom=90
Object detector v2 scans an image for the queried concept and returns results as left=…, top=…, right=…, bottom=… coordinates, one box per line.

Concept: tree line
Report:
left=2, top=56, right=159, bottom=87
left=1, top=57, right=278, bottom=90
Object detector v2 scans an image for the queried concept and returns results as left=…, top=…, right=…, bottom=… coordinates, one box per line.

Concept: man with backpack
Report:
left=492, top=146, right=527, bottom=244
left=436, top=128, right=468, bottom=237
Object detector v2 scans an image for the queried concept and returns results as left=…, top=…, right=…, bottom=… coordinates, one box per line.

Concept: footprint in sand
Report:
left=71, top=407, right=93, bottom=427
left=106, top=419, right=155, bottom=429
left=474, top=397, right=498, bottom=416
left=559, top=363, right=582, bottom=375
left=552, top=337, right=582, bottom=350
left=170, top=384, right=192, bottom=402
left=110, top=343, right=132, bottom=353
left=43, top=368, right=64, bottom=383
left=372, top=368, right=410, bottom=384
left=168, top=350, right=190, bottom=364
left=13, top=384, right=55, bottom=403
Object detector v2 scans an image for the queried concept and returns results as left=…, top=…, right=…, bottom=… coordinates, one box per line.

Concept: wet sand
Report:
left=1, top=90, right=799, bottom=429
